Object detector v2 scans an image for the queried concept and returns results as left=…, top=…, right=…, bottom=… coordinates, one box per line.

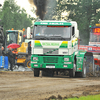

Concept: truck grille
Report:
left=43, top=48, right=58, bottom=55
left=43, top=57, right=58, bottom=63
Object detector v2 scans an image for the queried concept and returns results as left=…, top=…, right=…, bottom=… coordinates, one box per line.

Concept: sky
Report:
left=0, top=0, right=36, bottom=17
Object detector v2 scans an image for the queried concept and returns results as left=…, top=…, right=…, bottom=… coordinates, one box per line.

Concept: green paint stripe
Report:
left=72, top=42, right=78, bottom=47
left=34, top=43, right=42, bottom=47
left=60, top=43, right=68, bottom=48
left=34, top=22, right=72, bottom=26
left=35, top=43, right=42, bottom=47
left=60, top=44, right=68, bottom=46
left=35, top=43, right=41, bottom=45
left=60, top=46, right=68, bottom=48
left=34, top=45, right=42, bottom=47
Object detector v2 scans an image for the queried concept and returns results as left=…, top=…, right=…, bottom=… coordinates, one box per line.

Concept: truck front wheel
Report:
left=34, top=68, right=39, bottom=77
left=69, top=62, right=76, bottom=77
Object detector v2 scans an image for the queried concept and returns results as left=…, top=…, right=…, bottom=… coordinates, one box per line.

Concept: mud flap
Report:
left=85, top=52, right=95, bottom=77
left=76, top=51, right=95, bottom=77
left=94, top=65, right=100, bottom=77
left=42, top=69, right=54, bottom=77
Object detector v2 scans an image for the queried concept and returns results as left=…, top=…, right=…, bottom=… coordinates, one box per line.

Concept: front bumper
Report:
left=31, top=55, right=73, bottom=69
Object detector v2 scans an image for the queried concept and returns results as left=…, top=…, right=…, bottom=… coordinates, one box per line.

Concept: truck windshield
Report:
left=6, top=32, right=18, bottom=45
left=34, top=25, right=71, bottom=40
left=90, top=28, right=100, bottom=42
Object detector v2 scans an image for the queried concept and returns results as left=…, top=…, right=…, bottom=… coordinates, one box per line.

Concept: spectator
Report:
left=1, top=46, right=4, bottom=50
left=0, top=46, right=6, bottom=56
left=12, top=48, right=18, bottom=64
left=7, top=47, right=15, bottom=71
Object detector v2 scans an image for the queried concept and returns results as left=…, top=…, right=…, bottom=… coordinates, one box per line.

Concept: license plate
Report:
left=46, top=66, right=55, bottom=68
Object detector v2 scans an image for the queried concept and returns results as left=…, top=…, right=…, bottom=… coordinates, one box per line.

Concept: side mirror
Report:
left=27, top=27, right=31, bottom=39
left=75, top=30, right=79, bottom=38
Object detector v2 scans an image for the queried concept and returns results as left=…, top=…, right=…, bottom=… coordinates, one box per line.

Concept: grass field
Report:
left=66, top=94, right=100, bottom=100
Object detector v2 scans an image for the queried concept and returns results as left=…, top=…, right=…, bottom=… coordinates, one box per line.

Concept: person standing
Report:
left=0, top=46, right=3, bottom=56
left=7, top=47, right=15, bottom=71
left=12, top=48, right=18, bottom=65
left=1, top=46, right=6, bottom=56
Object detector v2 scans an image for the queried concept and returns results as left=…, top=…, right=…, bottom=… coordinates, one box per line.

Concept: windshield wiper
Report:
left=49, top=36, right=66, bottom=40
left=35, top=36, right=49, bottom=40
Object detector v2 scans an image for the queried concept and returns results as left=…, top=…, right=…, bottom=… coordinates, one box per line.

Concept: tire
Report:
left=69, top=61, right=76, bottom=77
left=34, top=68, right=39, bottom=77
left=81, top=58, right=86, bottom=78
left=85, top=56, right=95, bottom=77
left=92, top=57, right=95, bottom=76
left=25, top=59, right=31, bottom=68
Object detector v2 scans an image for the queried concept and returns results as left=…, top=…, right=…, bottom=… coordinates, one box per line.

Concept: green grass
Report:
left=66, top=94, right=100, bottom=100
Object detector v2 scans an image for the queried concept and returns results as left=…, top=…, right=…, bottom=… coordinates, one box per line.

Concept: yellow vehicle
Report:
left=17, top=40, right=31, bottom=68
left=6, top=28, right=25, bottom=45
left=5, top=28, right=31, bottom=68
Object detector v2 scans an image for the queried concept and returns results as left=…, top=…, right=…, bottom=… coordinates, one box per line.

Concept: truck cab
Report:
left=89, top=24, right=100, bottom=46
left=32, top=21, right=79, bottom=55
left=5, top=29, right=24, bottom=50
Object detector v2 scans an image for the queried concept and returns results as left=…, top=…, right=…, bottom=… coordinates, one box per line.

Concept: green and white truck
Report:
left=31, top=20, right=94, bottom=78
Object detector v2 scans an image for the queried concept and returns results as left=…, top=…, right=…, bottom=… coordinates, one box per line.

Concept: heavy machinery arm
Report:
left=0, top=25, right=5, bottom=56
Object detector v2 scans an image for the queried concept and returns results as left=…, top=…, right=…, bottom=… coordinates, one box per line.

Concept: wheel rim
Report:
left=27, top=61, right=31, bottom=68
left=73, top=64, right=76, bottom=77
left=84, top=65, right=86, bottom=75
left=83, top=60, right=86, bottom=76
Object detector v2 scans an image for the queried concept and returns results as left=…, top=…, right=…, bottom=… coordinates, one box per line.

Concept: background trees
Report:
left=0, top=0, right=34, bottom=32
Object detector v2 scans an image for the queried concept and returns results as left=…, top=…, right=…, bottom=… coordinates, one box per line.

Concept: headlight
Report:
left=31, top=62, right=37, bottom=63
left=64, top=58, right=69, bottom=61
left=33, top=57, right=38, bottom=60
left=63, top=65, right=67, bottom=67
left=34, top=64, right=38, bottom=67
left=64, top=62, right=72, bottom=64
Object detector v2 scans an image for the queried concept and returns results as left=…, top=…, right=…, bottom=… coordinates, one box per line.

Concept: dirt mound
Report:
left=46, top=85, right=100, bottom=100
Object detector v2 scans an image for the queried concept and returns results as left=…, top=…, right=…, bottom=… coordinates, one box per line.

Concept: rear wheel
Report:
left=85, top=56, right=95, bottom=77
left=34, top=68, right=39, bottom=77
left=81, top=58, right=86, bottom=78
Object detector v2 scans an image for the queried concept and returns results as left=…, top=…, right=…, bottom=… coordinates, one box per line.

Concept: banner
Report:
left=79, top=45, right=100, bottom=53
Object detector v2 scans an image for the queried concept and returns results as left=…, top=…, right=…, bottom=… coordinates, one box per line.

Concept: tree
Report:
left=0, top=0, right=33, bottom=32
left=54, top=0, right=100, bottom=44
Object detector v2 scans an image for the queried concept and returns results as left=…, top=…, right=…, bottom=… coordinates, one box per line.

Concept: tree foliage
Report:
left=0, top=0, right=34, bottom=32
left=54, top=0, right=100, bottom=44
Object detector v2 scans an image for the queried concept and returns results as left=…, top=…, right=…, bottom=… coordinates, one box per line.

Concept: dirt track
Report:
left=0, top=71, right=100, bottom=100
